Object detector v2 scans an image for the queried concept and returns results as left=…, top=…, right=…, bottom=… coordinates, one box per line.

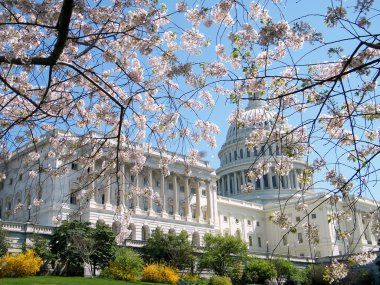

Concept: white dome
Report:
left=225, top=99, right=285, bottom=144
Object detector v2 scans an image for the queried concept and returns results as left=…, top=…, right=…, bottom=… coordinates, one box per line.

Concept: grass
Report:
left=0, top=276, right=170, bottom=285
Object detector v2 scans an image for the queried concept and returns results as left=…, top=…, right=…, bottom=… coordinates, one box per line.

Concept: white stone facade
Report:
left=0, top=101, right=378, bottom=258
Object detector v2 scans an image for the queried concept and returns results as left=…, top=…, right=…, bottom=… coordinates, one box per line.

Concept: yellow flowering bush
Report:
left=142, top=263, right=179, bottom=285
left=0, top=249, right=43, bottom=277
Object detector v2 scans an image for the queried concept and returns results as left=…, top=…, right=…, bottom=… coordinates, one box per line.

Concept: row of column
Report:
left=218, top=168, right=300, bottom=196
left=87, top=164, right=215, bottom=222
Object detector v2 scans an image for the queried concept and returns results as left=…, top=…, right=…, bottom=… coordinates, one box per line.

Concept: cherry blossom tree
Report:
left=1, top=0, right=380, bottom=280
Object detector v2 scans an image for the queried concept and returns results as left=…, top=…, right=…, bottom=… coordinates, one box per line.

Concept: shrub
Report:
left=142, top=263, right=179, bottom=284
left=178, top=273, right=201, bottom=285
left=209, top=275, right=232, bottom=285
left=243, top=258, right=277, bottom=284
left=0, top=223, right=8, bottom=257
left=272, top=258, right=306, bottom=285
left=0, top=249, right=43, bottom=277
left=101, top=248, right=143, bottom=281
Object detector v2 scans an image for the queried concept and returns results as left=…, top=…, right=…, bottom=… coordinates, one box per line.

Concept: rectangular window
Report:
left=19, top=174, right=23, bottom=181
left=168, top=183, right=173, bottom=190
left=180, top=186, right=185, bottom=192
left=258, top=237, right=262, bottom=248
left=224, top=216, right=228, bottom=222
left=191, top=188, right=196, bottom=194
left=169, top=205, right=173, bottom=215
left=272, top=175, right=277, bottom=188
left=0, top=180, right=4, bottom=190
left=249, top=236, right=253, bottom=246
left=283, top=235, right=288, bottom=246
left=70, top=193, right=76, bottom=205
left=311, top=213, right=317, bottom=219
left=143, top=177, right=148, bottom=186
left=256, top=221, right=260, bottom=227
left=202, top=189, right=206, bottom=196
left=131, top=175, right=135, bottom=182
left=156, top=180, right=160, bottom=187
left=298, top=233, right=303, bottom=244
left=9, top=178, right=13, bottom=185
left=247, top=220, right=251, bottom=226
left=296, top=216, right=300, bottom=222
left=71, top=163, right=78, bottom=170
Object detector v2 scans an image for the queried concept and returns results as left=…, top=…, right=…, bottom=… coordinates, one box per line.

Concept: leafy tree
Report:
left=90, top=220, right=117, bottom=276
left=303, top=264, right=328, bottom=285
left=30, top=236, right=52, bottom=262
left=243, top=257, right=277, bottom=284
left=50, top=220, right=116, bottom=276
left=0, top=223, right=8, bottom=257
left=198, top=234, right=248, bottom=277
left=272, top=258, right=305, bottom=285
left=51, top=220, right=92, bottom=275
left=143, top=228, right=195, bottom=271
left=102, top=247, right=144, bottom=281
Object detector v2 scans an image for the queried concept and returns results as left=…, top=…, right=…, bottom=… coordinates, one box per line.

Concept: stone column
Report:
left=173, top=174, right=180, bottom=219
left=105, top=173, right=111, bottom=209
left=234, top=172, right=237, bottom=194
left=268, top=168, right=273, bottom=189
left=227, top=174, right=231, bottom=196
left=260, top=176, right=264, bottom=190
left=206, top=181, right=213, bottom=224
left=88, top=162, right=96, bottom=207
left=160, top=172, right=167, bottom=217
left=241, top=171, right=246, bottom=187
left=147, top=168, right=154, bottom=214
left=222, top=175, right=226, bottom=196
left=118, top=163, right=125, bottom=207
left=294, top=171, right=298, bottom=190
left=212, top=184, right=218, bottom=226
left=196, top=180, right=202, bottom=222
left=184, top=177, right=191, bottom=220
left=134, top=172, right=141, bottom=213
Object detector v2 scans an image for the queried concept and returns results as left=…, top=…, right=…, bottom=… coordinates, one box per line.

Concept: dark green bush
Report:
left=243, top=258, right=277, bottom=284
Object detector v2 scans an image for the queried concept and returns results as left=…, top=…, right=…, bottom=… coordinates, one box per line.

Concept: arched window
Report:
left=240, top=149, right=243, bottom=159
left=235, top=229, right=241, bottom=238
left=234, top=151, right=237, bottom=160
left=276, top=145, right=280, bottom=155
left=128, top=223, right=136, bottom=240
left=229, top=153, right=232, bottom=162
left=247, top=149, right=251, bottom=157
left=192, top=231, right=200, bottom=246
left=142, top=225, right=150, bottom=241
left=254, top=147, right=258, bottom=156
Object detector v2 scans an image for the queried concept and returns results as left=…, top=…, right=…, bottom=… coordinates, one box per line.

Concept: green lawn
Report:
left=0, top=276, right=170, bottom=285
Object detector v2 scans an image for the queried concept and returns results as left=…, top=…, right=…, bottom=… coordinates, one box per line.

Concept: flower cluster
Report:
left=303, top=222, right=320, bottom=244
left=349, top=251, right=377, bottom=266
left=269, top=211, right=293, bottom=230
left=240, top=183, right=255, bottom=193
left=247, top=159, right=272, bottom=180
left=323, top=260, right=348, bottom=284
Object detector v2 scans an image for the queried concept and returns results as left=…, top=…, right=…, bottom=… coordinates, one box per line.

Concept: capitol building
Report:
left=0, top=99, right=378, bottom=258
